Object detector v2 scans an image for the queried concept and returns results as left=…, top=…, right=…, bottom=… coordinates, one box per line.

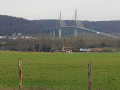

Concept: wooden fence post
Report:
left=88, top=62, right=92, bottom=90
left=18, top=58, right=22, bottom=89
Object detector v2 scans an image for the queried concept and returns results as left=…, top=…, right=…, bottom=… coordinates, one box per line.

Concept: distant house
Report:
left=80, top=48, right=91, bottom=52
left=62, top=46, right=73, bottom=53
left=91, top=48, right=103, bottom=52
left=0, top=36, right=6, bottom=39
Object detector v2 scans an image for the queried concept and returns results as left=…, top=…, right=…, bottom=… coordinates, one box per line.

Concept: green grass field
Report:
left=0, top=51, right=120, bottom=90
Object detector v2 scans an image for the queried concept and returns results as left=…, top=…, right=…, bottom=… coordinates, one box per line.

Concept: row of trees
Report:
left=1, top=34, right=120, bottom=52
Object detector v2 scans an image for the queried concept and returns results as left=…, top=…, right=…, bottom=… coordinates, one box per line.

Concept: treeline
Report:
left=1, top=34, right=120, bottom=52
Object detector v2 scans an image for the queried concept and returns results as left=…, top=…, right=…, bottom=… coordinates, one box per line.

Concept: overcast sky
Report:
left=0, top=0, right=120, bottom=20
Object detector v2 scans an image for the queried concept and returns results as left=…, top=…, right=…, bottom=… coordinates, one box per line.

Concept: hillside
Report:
left=0, top=15, right=45, bottom=36
left=82, top=21, right=120, bottom=34
left=0, top=15, right=120, bottom=36
left=34, top=20, right=120, bottom=35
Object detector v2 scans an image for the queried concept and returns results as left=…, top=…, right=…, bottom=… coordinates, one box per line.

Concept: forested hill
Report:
left=82, top=21, right=120, bottom=34
left=0, top=15, right=120, bottom=36
left=34, top=20, right=120, bottom=35
left=0, top=15, right=45, bottom=36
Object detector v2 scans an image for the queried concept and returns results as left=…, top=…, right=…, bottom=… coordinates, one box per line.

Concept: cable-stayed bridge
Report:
left=49, top=10, right=120, bottom=39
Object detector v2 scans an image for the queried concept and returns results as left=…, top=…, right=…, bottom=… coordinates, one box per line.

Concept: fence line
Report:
left=18, top=58, right=94, bottom=90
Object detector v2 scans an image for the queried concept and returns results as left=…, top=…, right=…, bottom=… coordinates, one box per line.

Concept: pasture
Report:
left=0, top=51, right=120, bottom=90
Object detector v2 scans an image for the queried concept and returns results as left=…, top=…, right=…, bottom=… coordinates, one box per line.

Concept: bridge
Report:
left=49, top=10, right=120, bottom=39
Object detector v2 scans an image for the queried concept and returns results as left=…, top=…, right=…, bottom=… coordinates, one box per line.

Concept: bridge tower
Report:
left=59, top=11, right=67, bottom=38
left=74, top=9, right=78, bottom=37
left=59, top=11, right=62, bottom=38
left=74, top=9, right=84, bottom=37
left=53, top=30, right=55, bottom=37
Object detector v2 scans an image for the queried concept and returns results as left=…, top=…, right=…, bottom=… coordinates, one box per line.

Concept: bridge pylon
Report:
left=74, top=9, right=84, bottom=37
left=53, top=30, right=55, bottom=37
left=50, top=10, right=85, bottom=38
left=74, top=9, right=78, bottom=38
left=58, top=11, right=67, bottom=38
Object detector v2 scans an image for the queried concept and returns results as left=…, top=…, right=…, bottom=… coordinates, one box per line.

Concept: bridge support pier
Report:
left=49, top=31, right=52, bottom=36
left=53, top=30, right=55, bottom=37
left=59, top=29, right=62, bottom=38
left=74, top=29, right=77, bottom=37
